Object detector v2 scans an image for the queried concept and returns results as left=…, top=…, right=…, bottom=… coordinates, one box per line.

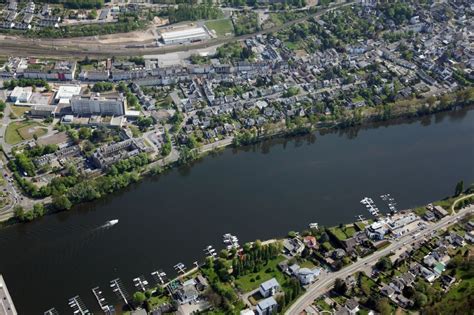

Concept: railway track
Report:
left=0, top=1, right=354, bottom=58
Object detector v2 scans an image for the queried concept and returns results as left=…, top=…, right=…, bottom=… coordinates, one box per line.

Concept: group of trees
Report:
left=234, top=12, right=260, bottom=36
left=31, top=14, right=145, bottom=38
left=13, top=204, right=46, bottom=222
left=164, top=4, right=223, bottom=23
left=92, top=82, right=114, bottom=92
left=276, top=278, right=302, bottom=311
left=161, top=131, right=172, bottom=157
left=201, top=258, right=242, bottom=312
left=10, top=146, right=148, bottom=213
left=231, top=241, right=281, bottom=278
left=52, top=158, right=145, bottom=210
left=37, top=0, right=104, bottom=9
left=3, top=78, right=50, bottom=90
left=379, top=1, right=413, bottom=25
left=216, top=42, right=254, bottom=62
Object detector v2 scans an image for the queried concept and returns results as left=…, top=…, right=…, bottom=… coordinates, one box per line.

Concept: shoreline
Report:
left=1, top=96, right=473, bottom=228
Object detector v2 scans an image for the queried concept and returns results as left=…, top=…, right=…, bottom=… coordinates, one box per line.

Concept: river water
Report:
left=0, top=108, right=473, bottom=314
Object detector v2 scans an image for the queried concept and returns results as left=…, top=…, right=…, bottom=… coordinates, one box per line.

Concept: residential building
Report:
left=365, top=221, right=387, bottom=240
left=256, top=297, right=278, bottom=315
left=259, top=278, right=280, bottom=298
left=297, top=267, right=321, bottom=285
left=433, top=206, right=448, bottom=218
left=71, top=93, right=126, bottom=116
left=345, top=299, right=359, bottom=315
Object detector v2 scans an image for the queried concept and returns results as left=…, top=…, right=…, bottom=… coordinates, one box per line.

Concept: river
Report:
left=0, top=108, right=473, bottom=314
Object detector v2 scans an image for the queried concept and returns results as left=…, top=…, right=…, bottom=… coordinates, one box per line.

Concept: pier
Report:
left=360, top=197, right=381, bottom=217
left=92, top=287, right=114, bottom=314
left=68, top=295, right=90, bottom=315
left=110, top=279, right=130, bottom=307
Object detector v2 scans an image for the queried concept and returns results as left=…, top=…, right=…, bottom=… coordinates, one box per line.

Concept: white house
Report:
left=297, top=267, right=321, bottom=285
left=259, top=278, right=280, bottom=298
left=256, top=297, right=278, bottom=315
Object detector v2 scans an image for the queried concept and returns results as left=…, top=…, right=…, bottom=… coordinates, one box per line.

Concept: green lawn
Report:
left=299, top=260, right=316, bottom=269
left=329, top=225, right=357, bottom=241
left=329, top=227, right=347, bottom=241
left=359, top=272, right=377, bottom=291
left=344, top=226, right=356, bottom=237
left=10, top=105, right=30, bottom=118
left=234, top=256, right=286, bottom=292
left=5, top=121, right=46, bottom=144
left=314, top=298, right=331, bottom=311
left=147, top=294, right=170, bottom=309
left=205, top=19, right=234, bottom=37
left=284, top=41, right=299, bottom=50
left=413, top=206, right=427, bottom=216
left=354, top=222, right=366, bottom=231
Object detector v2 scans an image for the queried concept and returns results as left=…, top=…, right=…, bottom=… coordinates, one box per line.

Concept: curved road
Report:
left=0, top=1, right=354, bottom=58
left=285, top=204, right=474, bottom=314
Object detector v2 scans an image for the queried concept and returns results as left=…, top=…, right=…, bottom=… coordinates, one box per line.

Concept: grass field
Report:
left=5, top=121, right=47, bottom=144
left=10, top=105, right=30, bottom=118
left=205, top=19, right=234, bottom=37
left=234, top=256, right=286, bottom=292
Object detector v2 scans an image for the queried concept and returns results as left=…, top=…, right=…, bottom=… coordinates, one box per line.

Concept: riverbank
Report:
left=104, top=192, right=474, bottom=314
left=1, top=89, right=473, bottom=228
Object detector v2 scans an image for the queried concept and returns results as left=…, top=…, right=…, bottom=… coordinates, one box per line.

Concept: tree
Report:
left=132, top=291, right=146, bottom=306
left=14, top=205, right=25, bottom=220
left=334, top=278, right=347, bottom=295
left=52, top=194, right=72, bottom=210
left=78, top=127, right=92, bottom=140
left=376, top=256, right=392, bottom=272
left=402, top=286, right=415, bottom=299
left=414, top=292, right=428, bottom=308
left=455, top=180, right=464, bottom=196
left=376, top=298, right=392, bottom=315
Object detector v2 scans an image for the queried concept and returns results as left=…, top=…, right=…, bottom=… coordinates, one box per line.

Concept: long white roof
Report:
left=161, top=27, right=208, bottom=41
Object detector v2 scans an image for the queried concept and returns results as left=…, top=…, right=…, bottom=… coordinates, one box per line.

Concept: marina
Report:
left=223, top=233, right=240, bottom=250
left=360, top=197, right=381, bottom=217
left=0, top=108, right=473, bottom=314
left=68, top=295, right=89, bottom=315
left=91, top=287, right=114, bottom=314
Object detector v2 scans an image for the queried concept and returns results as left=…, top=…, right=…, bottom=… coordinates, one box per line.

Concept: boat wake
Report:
left=100, top=219, right=119, bottom=229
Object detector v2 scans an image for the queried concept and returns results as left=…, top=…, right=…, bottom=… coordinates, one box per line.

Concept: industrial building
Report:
left=160, top=27, right=210, bottom=45
left=9, top=86, right=32, bottom=103
left=70, top=93, right=126, bottom=116
left=54, top=85, right=82, bottom=104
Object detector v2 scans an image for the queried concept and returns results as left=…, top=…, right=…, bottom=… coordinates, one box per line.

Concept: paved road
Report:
left=0, top=1, right=355, bottom=58
left=285, top=204, right=474, bottom=314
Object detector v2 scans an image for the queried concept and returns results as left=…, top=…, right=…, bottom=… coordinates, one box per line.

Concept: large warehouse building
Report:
left=161, top=27, right=210, bottom=45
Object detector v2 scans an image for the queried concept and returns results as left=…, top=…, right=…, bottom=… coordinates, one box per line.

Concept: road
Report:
left=285, top=204, right=474, bottom=315
left=0, top=1, right=355, bottom=58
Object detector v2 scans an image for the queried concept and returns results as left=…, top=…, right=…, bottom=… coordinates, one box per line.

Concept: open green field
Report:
left=10, top=105, right=30, bottom=118
left=5, top=121, right=47, bottom=144
left=205, top=19, right=234, bottom=37
left=234, top=255, right=286, bottom=292
left=329, top=225, right=357, bottom=241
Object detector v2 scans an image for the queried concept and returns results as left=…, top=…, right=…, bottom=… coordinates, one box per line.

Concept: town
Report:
left=0, top=0, right=473, bottom=314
